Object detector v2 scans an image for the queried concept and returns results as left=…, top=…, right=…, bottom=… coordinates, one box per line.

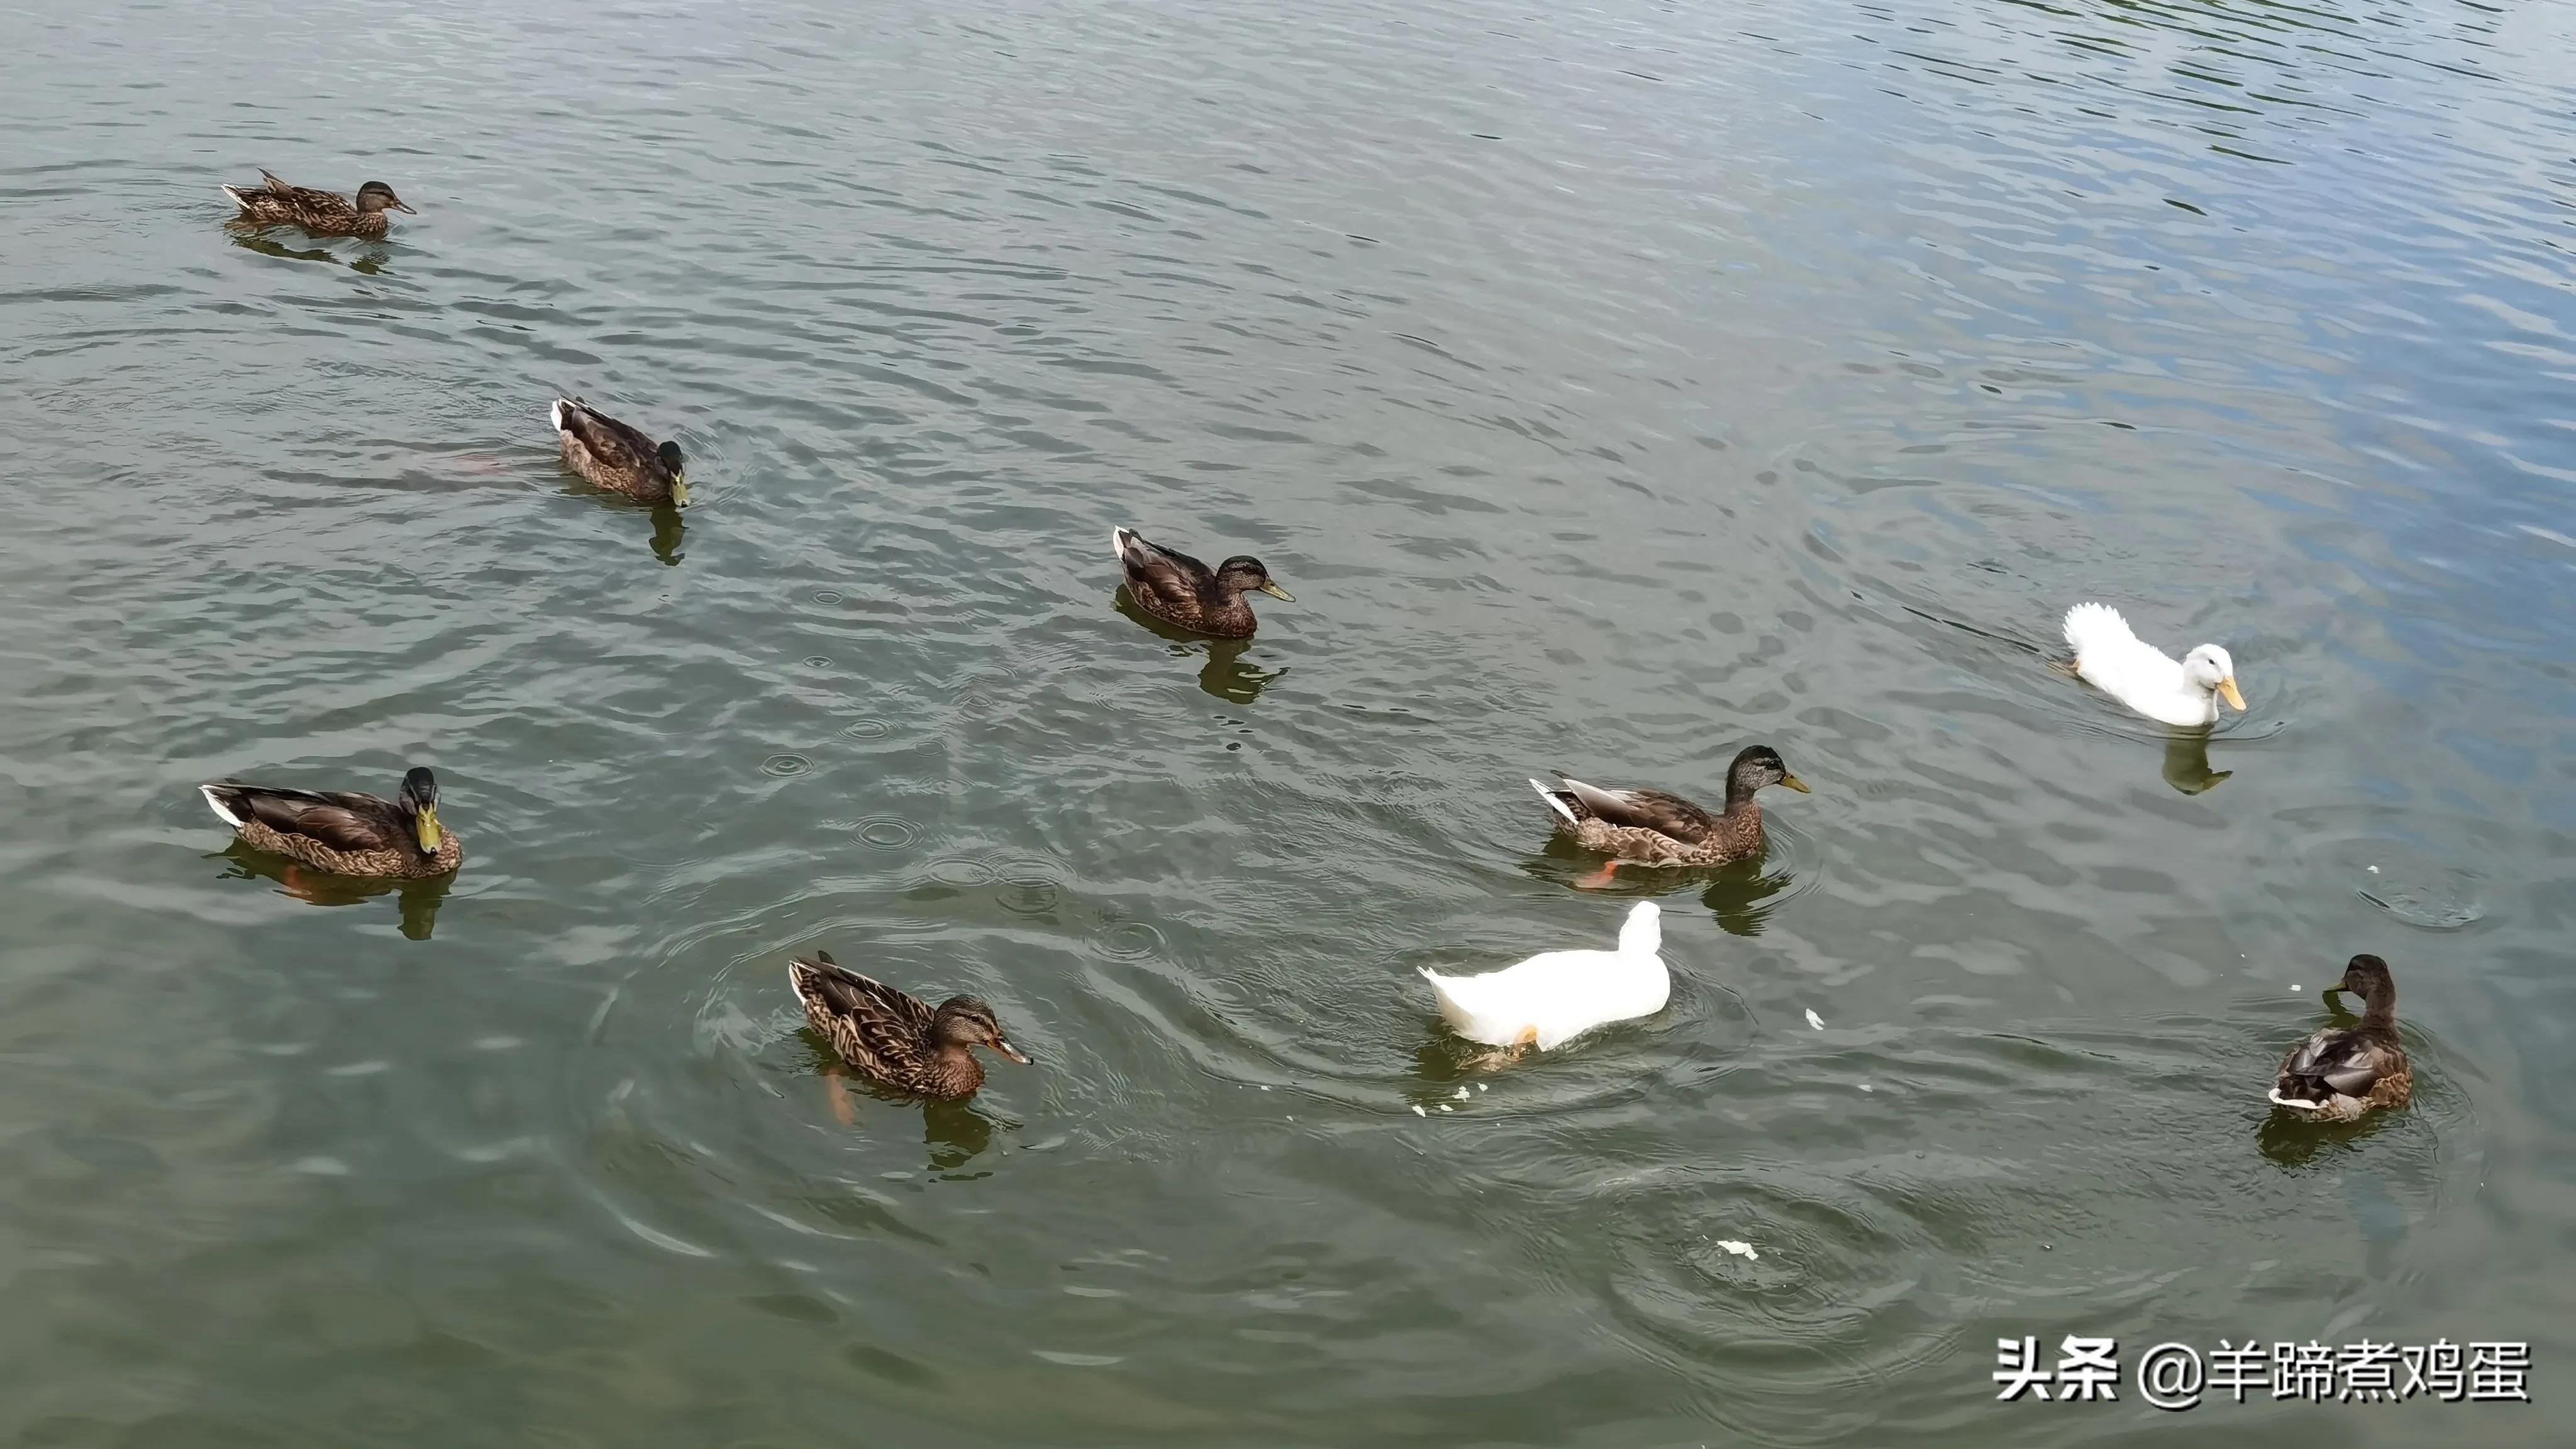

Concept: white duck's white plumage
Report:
left=1419, top=902, right=1668, bottom=1050
left=2062, top=602, right=2246, bottom=727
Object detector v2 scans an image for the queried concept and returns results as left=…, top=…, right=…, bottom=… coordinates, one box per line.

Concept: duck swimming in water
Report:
left=550, top=397, right=689, bottom=506
left=789, top=950, right=1031, bottom=1101
left=199, top=767, right=460, bottom=879
left=223, top=170, right=414, bottom=238
left=2269, top=953, right=2412, bottom=1122
left=1530, top=745, right=1809, bottom=877
left=2062, top=602, right=2245, bottom=727
left=1419, top=901, right=1667, bottom=1050
left=1111, top=527, right=1292, bottom=639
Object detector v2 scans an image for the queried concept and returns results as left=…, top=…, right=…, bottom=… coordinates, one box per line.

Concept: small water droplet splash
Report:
left=841, top=718, right=892, bottom=740
left=801, top=655, right=832, bottom=670
left=1100, top=919, right=1165, bottom=959
left=811, top=589, right=844, bottom=605
left=852, top=816, right=918, bottom=849
left=2355, top=862, right=2485, bottom=929
left=759, top=753, right=812, bottom=777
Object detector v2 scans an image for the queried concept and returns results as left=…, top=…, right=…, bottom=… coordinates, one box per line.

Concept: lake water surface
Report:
left=2, top=0, right=2571, bottom=1443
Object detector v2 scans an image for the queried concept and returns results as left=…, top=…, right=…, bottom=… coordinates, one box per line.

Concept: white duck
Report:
left=1419, top=902, right=1667, bottom=1050
left=2062, top=602, right=2246, bottom=727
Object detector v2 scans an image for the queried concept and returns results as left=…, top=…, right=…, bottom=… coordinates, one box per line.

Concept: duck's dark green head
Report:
left=1216, top=556, right=1293, bottom=602
left=658, top=440, right=689, bottom=506
left=357, top=181, right=414, bottom=215
left=934, top=997, right=1032, bottom=1064
left=399, top=767, right=443, bottom=853
left=1728, top=745, right=1809, bottom=799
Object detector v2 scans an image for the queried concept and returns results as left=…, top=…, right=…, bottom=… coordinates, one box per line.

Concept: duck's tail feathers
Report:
left=199, top=784, right=246, bottom=828
left=2062, top=601, right=2133, bottom=656
left=2267, top=1087, right=2324, bottom=1111
left=1528, top=777, right=1579, bottom=826
left=1617, top=901, right=1662, bottom=957
left=1111, top=526, right=1139, bottom=563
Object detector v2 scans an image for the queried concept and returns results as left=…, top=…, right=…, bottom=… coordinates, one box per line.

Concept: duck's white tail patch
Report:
left=1617, top=901, right=1661, bottom=957
left=221, top=186, right=250, bottom=209
left=1528, top=777, right=1578, bottom=825
left=1111, top=526, right=1137, bottom=562
left=199, top=785, right=244, bottom=827
left=2267, top=1088, right=2323, bottom=1111
left=549, top=398, right=569, bottom=432
left=2062, top=601, right=2132, bottom=655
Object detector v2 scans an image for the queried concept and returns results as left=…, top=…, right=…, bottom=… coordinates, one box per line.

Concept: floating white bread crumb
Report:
left=1438, top=1104, right=1454, bottom=1113
left=1805, top=1009, right=1824, bottom=1030
left=1859, top=1084, right=1874, bottom=1092
left=1411, top=1104, right=1426, bottom=1116
left=1453, top=1087, right=1470, bottom=1100
left=1716, top=1240, right=1758, bottom=1260
left=1476, top=1082, right=1487, bottom=1092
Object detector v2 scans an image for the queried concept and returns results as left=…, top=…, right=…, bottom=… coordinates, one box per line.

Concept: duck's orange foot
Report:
left=826, top=1072, right=856, bottom=1125
left=1574, top=861, right=1620, bottom=890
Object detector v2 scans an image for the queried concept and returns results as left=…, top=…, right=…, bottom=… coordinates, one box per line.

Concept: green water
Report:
left=2, top=0, right=2570, bottom=1443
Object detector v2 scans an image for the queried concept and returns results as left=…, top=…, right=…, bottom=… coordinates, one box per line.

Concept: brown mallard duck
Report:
left=1111, top=527, right=1292, bottom=639
left=550, top=397, right=688, bottom=506
left=2269, top=954, right=2412, bottom=1121
left=199, top=767, right=461, bottom=879
left=222, top=170, right=414, bottom=238
left=789, top=950, right=1031, bottom=1101
left=1530, top=746, right=1809, bottom=877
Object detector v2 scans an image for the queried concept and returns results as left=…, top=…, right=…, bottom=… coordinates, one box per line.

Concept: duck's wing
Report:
left=202, top=782, right=405, bottom=850
left=2275, top=1026, right=2399, bottom=1101
left=256, top=170, right=356, bottom=213
left=552, top=398, right=660, bottom=469
left=791, top=950, right=936, bottom=1042
left=1112, top=528, right=1216, bottom=609
left=1555, top=779, right=1721, bottom=843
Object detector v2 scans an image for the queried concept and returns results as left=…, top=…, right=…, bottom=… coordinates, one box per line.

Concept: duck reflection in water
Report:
left=1525, top=836, right=1792, bottom=938
left=2162, top=731, right=2232, bottom=794
left=224, top=225, right=388, bottom=275
left=809, top=1057, right=1005, bottom=1173
left=647, top=503, right=686, bottom=566
left=214, top=840, right=451, bottom=939
left=1114, top=587, right=1284, bottom=703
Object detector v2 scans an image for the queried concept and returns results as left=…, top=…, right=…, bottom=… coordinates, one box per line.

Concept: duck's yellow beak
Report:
left=414, top=807, right=443, bottom=854
left=2218, top=677, right=2246, bottom=712
left=1780, top=773, right=1811, bottom=794
left=1257, top=581, right=1295, bottom=602
left=669, top=475, right=691, bottom=508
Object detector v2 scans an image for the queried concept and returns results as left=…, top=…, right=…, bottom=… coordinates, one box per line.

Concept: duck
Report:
left=2269, top=954, right=2412, bottom=1121
left=222, top=170, right=414, bottom=238
left=788, top=950, right=1031, bottom=1101
left=1530, top=745, right=1809, bottom=876
left=199, top=766, right=461, bottom=879
left=2062, top=602, right=2245, bottom=727
left=1421, top=901, right=1667, bottom=1050
left=550, top=397, right=689, bottom=506
left=1111, top=527, right=1292, bottom=639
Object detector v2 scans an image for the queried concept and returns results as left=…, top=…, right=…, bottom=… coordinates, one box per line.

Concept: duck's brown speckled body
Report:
left=201, top=767, right=461, bottom=879
left=1531, top=745, right=1809, bottom=869
left=790, top=950, right=1031, bottom=1101
left=2270, top=954, right=2413, bottom=1122
left=223, top=170, right=413, bottom=238
left=1112, top=527, right=1292, bottom=640
left=551, top=397, right=689, bottom=505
